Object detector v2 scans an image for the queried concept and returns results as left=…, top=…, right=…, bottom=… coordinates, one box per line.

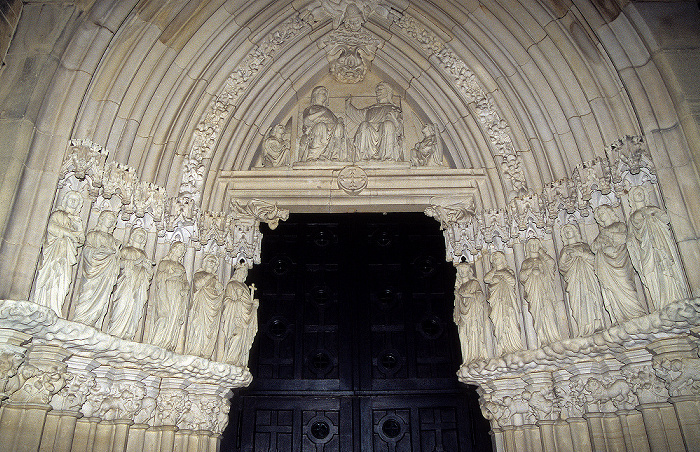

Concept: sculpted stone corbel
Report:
left=424, top=198, right=480, bottom=264
left=228, top=199, right=289, bottom=265
left=180, top=395, right=230, bottom=433
left=654, top=357, right=700, bottom=398
left=554, top=378, right=586, bottom=418
left=5, top=345, right=70, bottom=406
left=623, top=365, right=670, bottom=404
left=156, top=388, right=191, bottom=426
left=50, top=371, right=97, bottom=412
left=608, top=135, right=656, bottom=188
left=580, top=375, right=638, bottom=413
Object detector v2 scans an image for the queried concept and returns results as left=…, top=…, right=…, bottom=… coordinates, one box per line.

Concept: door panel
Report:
left=222, top=213, right=491, bottom=452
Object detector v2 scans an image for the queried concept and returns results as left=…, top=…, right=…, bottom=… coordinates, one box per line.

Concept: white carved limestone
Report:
left=299, top=86, right=346, bottom=162
left=410, top=123, right=445, bottom=167
left=32, top=190, right=85, bottom=317
left=484, top=251, right=525, bottom=356
left=73, top=210, right=121, bottom=330
left=217, top=264, right=259, bottom=367
left=453, top=262, right=491, bottom=365
left=106, top=227, right=153, bottom=341
left=262, top=121, right=291, bottom=167
left=591, top=204, right=647, bottom=324
left=184, top=254, right=224, bottom=360
left=346, top=82, right=404, bottom=162
left=627, top=186, right=689, bottom=310
left=145, top=241, right=190, bottom=352
left=558, top=223, right=608, bottom=336
left=519, top=238, right=563, bottom=347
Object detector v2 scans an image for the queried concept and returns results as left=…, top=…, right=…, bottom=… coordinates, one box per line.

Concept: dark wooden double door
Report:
left=222, top=213, right=492, bottom=452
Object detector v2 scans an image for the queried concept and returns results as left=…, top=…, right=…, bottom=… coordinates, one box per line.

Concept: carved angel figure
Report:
left=484, top=251, right=525, bottom=355
left=184, top=254, right=224, bottom=359
left=626, top=186, right=689, bottom=310
left=217, top=264, right=259, bottom=367
left=262, top=123, right=290, bottom=167
left=299, top=86, right=345, bottom=162
left=558, top=224, right=608, bottom=336
left=73, top=210, right=120, bottom=329
left=519, top=238, right=562, bottom=346
left=144, top=241, right=189, bottom=351
left=106, top=228, right=153, bottom=340
left=590, top=205, right=647, bottom=324
left=346, top=82, right=403, bottom=161
left=411, top=124, right=445, bottom=167
left=32, top=190, right=85, bottom=317
left=453, top=262, right=490, bottom=364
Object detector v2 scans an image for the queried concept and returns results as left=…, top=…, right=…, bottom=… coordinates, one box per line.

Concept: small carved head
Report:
left=525, top=238, right=542, bottom=257
left=311, top=86, right=329, bottom=107
left=490, top=251, right=507, bottom=270
left=202, top=254, right=219, bottom=273
left=628, top=186, right=647, bottom=209
left=168, top=241, right=186, bottom=261
left=96, top=210, right=117, bottom=233
left=128, top=227, right=147, bottom=248
left=593, top=204, right=617, bottom=227
left=560, top=223, right=581, bottom=245
left=61, top=190, right=83, bottom=215
left=375, top=82, right=393, bottom=103
left=342, top=3, right=364, bottom=31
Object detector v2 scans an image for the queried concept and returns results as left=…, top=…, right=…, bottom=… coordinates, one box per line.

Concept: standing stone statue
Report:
left=484, top=251, right=525, bottom=356
left=590, top=205, right=647, bottom=324
left=453, top=262, right=490, bottom=364
left=626, top=186, right=689, bottom=310
left=410, top=124, right=445, bottom=167
left=299, top=86, right=345, bottom=162
left=262, top=123, right=291, bottom=167
left=217, top=264, right=259, bottom=367
left=32, top=190, right=85, bottom=317
left=145, top=241, right=189, bottom=351
left=345, top=82, right=403, bottom=161
left=519, top=238, right=562, bottom=347
left=73, top=210, right=120, bottom=329
left=106, top=228, right=153, bottom=341
left=558, top=224, right=607, bottom=336
left=185, top=254, right=224, bottom=359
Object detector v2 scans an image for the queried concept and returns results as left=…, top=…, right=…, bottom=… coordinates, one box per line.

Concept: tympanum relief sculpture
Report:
left=411, top=123, right=445, bottom=167
left=299, top=85, right=346, bottom=162
left=626, top=186, right=689, bottom=309
left=73, top=210, right=120, bottom=329
left=262, top=122, right=291, bottom=167
left=453, top=262, right=491, bottom=364
left=32, top=190, right=85, bottom=317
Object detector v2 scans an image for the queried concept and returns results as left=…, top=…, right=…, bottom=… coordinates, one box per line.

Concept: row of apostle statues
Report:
left=261, top=83, right=446, bottom=167
left=31, top=191, right=259, bottom=367
left=454, top=186, right=689, bottom=365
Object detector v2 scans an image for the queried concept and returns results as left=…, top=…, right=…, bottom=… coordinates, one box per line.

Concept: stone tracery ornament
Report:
left=626, top=186, right=689, bottom=310
left=484, top=251, right=525, bottom=355
left=73, top=210, right=121, bottom=330
left=519, top=238, right=562, bottom=346
left=337, top=165, right=368, bottom=194
left=345, top=82, right=404, bottom=162
left=32, top=190, right=85, bottom=317
left=558, top=223, right=608, bottom=336
left=590, top=205, right=647, bottom=324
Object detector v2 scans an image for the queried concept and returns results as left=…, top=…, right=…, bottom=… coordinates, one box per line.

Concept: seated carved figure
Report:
left=299, top=86, right=345, bottom=162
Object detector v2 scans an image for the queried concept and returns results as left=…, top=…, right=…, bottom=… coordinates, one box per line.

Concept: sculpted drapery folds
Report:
left=345, top=82, right=404, bottom=161
left=484, top=251, right=525, bottom=356
left=262, top=123, right=291, bottom=167
left=73, top=210, right=120, bottom=329
left=106, top=228, right=153, bottom=341
left=411, top=124, right=445, bottom=167
left=591, top=205, right=647, bottom=324
left=184, top=254, right=224, bottom=359
left=626, top=186, right=689, bottom=310
left=218, top=264, right=259, bottom=367
left=519, top=238, right=562, bottom=347
left=299, top=86, right=346, bottom=162
left=144, top=241, right=189, bottom=352
left=453, top=262, right=490, bottom=364
left=32, top=190, right=85, bottom=317
left=558, top=224, right=608, bottom=336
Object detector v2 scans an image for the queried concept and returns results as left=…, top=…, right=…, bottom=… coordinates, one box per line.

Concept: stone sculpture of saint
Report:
left=410, top=124, right=445, bottom=167
left=519, top=238, right=562, bottom=347
left=144, top=241, right=189, bottom=352
left=106, top=228, right=153, bottom=341
left=484, top=251, right=525, bottom=356
left=73, top=210, right=121, bottom=329
left=558, top=224, right=608, bottom=336
left=262, top=123, right=290, bottom=167
left=590, top=205, right=647, bottom=324
left=32, top=190, right=85, bottom=317
left=184, top=254, right=224, bottom=359
left=299, top=86, right=345, bottom=162
left=453, top=262, right=490, bottom=364
left=217, top=264, right=259, bottom=367
left=345, top=82, right=404, bottom=161
left=626, top=186, right=689, bottom=310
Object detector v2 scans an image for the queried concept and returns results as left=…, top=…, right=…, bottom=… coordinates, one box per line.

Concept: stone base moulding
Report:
left=459, top=297, right=700, bottom=452
left=0, top=299, right=252, bottom=452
